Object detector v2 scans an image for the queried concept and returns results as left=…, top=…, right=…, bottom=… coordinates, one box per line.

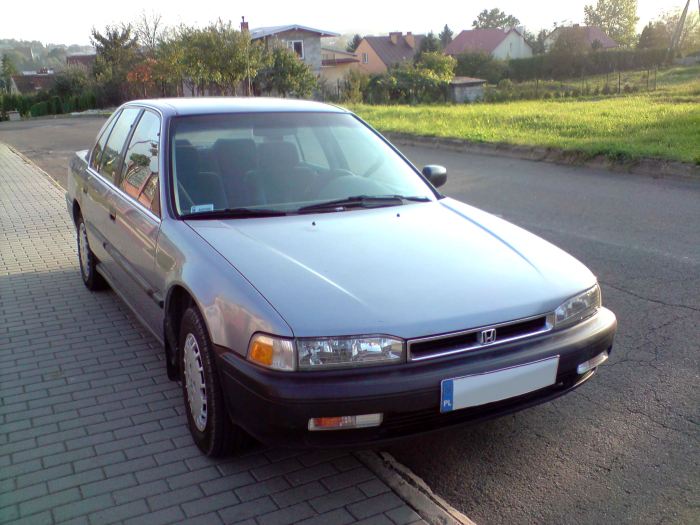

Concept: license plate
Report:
left=440, top=356, right=559, bottom=413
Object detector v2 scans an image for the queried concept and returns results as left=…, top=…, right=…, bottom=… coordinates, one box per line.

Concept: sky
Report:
left=1, top=0, right=691, bottom=46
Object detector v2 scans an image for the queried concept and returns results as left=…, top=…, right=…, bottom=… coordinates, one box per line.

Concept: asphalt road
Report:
left=1, top=117, right=698, bottom=525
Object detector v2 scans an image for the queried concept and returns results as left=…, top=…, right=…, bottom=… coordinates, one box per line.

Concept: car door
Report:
left=83, top=107, right=142, bottom=280
left=107, top=109, right=164, bottom=339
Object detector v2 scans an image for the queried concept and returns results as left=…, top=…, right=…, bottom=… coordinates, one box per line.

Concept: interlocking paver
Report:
left=0, top=142, right=425, bottom=525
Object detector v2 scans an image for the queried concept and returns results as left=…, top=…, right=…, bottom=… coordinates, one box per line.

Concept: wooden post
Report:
left=618, top=71, right=621, bottom=94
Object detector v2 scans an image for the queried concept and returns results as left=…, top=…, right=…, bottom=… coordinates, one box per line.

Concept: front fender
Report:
left=156, top=218, right=294, bottom=357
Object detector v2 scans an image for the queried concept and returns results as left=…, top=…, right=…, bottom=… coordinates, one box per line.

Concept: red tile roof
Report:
left=66, top=54, right=96, bottom=68
left=364, top=34, right=425, bottom=68
left=549, top=26, right=618, bottom=49
left=444, top=28, right=514, bottom=55
left=11, top=73, right=56, bottom=95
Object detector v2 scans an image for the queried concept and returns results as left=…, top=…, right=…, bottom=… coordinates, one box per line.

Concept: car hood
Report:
left=186, top=198, right=596, bottom=339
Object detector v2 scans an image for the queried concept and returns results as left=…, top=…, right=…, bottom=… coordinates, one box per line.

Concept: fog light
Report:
left=577, top=351, right=609, bottom=375
left=308, top=413, right=383, bottom=431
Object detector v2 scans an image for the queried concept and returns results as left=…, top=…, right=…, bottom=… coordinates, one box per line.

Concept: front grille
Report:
left=408, top=314, right=551, bottom=361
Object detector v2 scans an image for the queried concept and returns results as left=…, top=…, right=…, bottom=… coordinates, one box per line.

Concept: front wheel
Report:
left=179, top=306, right=247, bottom=457
left=76, top=215, right=107, bottom=291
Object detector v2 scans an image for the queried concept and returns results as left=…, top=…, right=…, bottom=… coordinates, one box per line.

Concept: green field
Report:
left=348, top=66, right=700, bottom=164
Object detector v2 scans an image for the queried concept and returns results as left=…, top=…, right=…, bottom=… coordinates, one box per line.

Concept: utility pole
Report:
left=668, top=0, right=692, bottom=59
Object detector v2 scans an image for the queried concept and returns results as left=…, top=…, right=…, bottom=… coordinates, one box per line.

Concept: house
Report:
left=320, top=47, right=359, bottom=84
left=10, top=69, right=56, bottom=95
left=544, top=25, right=618, bottom=52
left=449, top=76, right=487, bottom=103
left=444, top=28, right=533, bottom=60
left=354, top=32, right=425, bottom=74
left=66, top=53, right=96, bottom=71
left=247, top=21, right=339, bottom=74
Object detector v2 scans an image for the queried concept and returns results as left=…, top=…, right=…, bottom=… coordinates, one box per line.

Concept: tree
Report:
left=472, top=8, right=520, bottom=29
left=1, top=54, right=17, bottom=93
left=438, top=24, right=453, bottom=47
left=584, top=0, right=639, bottom=48
left=524, top=29, right=548, bottom=55
left=176, top=20, right=266, bottom=96
left=53, top=66, right=88, bottom=99
left=91, top=24, right=140, bottom=104
left=415, top=31, right=441, bottom=61
left=637, top=22, right=669, bottom=49
left=415, top=52, right=456, bottom=81
left=551, top=27, right=592, bottom=55
left=346, top=34, right=362, bottom=53
left=134, top=12, right=165, bottom=57
left=257, top=45, right=316, bottom=98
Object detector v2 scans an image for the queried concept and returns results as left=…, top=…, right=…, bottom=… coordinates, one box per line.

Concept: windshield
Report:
left=169, top=112, right=436, bottom=217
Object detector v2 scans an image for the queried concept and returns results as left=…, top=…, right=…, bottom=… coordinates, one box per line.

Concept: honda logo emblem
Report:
left=479, top=328, right=497, bottom=345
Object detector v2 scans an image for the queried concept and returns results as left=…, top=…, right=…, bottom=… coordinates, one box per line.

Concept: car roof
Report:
left=124, top=97, right=350, bottom=117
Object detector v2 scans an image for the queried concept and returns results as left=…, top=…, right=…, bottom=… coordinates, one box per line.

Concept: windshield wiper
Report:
left=297, top=195, right=430, bottom=214
left=181, top=207, right=288, bottom=220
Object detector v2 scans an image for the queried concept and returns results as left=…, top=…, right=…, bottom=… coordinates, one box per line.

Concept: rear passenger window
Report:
left=119, top=111, right=161, bottom=216
left=99, top=107, right=141, bottom=183
left=89, top=111, right=120, bottom=171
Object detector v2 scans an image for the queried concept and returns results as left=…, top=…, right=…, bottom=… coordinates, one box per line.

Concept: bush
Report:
left=497, top=78, right=513, bottom=90
left=542, top=91, right=553, bottom=100
left=507, top=48, right=668, bottom=82
left=623, top=83, right=633, bottom=93
left=30, top=101, right=49, bottom=117
left=455, top=52, right=508, bottom=84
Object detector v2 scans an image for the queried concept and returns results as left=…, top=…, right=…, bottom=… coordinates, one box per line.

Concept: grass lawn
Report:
left=347, top=66, right=700, bottom=164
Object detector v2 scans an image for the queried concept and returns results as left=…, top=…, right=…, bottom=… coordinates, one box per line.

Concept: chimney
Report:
left=389, top=32, right=401, bottom=45
left=240, top=16, right=249, bottom=33
left=405, top=32, right=415, bottom=48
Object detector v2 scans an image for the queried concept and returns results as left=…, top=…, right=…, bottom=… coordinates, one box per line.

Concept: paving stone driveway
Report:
left=0, top=143, right=425, bottom=525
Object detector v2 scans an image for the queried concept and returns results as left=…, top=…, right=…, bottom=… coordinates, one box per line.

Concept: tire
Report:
left=76, top=214, right=107, bottom=291
left=179, top=306, right=246, bottom=457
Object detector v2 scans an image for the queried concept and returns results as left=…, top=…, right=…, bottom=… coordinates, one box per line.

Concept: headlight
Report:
left=297, top=336, right=403, bottom=370
left=554, top=284, right=601, bottom=328
left=247, top=334, right=295, bottom=371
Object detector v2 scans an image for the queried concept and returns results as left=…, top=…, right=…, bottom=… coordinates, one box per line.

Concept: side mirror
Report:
left=422, top=165, right=447, bottom=189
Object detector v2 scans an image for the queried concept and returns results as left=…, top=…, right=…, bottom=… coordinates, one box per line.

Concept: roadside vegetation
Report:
left=349, top=66, right=700, bottom=164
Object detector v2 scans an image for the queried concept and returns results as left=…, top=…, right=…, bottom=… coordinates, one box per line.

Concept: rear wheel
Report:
left=76, top=215, right=107, bottom=291
left=179, top=306, right=247, bottom=457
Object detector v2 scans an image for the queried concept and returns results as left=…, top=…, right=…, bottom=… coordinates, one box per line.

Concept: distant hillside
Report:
left=0, top=39, right=94, bottom=71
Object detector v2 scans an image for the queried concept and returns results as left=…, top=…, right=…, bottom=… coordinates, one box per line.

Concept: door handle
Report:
left=109, top=207, right=116, bottom=222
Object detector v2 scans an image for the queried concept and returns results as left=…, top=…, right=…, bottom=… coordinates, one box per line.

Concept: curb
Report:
left=383, top=132, right=700, bottom=183
left=5, top=144, right=66, bottom=192
left=355, top=450, right=476, bottom=525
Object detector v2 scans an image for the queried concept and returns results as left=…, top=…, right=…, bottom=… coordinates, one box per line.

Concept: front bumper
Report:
left=215, top=307, right=617, bottom=448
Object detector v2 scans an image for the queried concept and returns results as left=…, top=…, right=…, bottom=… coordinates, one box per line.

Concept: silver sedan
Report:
left=66, top=98, right=616, bottom=456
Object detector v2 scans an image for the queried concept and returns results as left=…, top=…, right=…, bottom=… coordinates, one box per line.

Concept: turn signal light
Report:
left=250, top=339, right=274, bottom=366
left=308, top=413, right=383, bottom=431
left=577, top=350, right=609, bottom=375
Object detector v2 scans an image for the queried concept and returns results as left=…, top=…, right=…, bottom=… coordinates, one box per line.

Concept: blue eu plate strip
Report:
left=441, top=379, right=454, bottom=413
